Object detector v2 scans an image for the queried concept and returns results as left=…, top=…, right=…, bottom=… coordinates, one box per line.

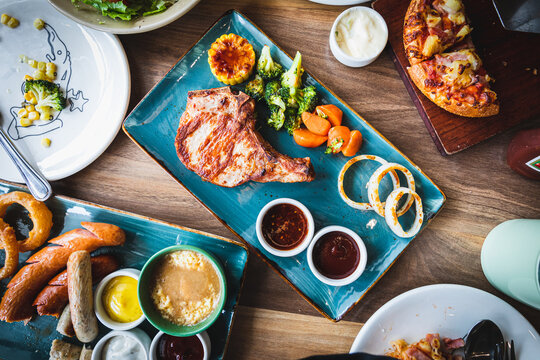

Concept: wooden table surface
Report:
left=50, top=0, right=540, bottom=358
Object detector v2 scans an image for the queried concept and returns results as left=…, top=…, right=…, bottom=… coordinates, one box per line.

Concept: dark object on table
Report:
left=507, top=128, right=540, bottom=180
left=492, top=0, right=540, bottom=34
left=372, top=0, right=540, bottom=155
left=300, top=353, right=396, bottom=360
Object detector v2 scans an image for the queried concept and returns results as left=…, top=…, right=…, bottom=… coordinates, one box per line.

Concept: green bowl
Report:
left=138, top=245, right=227, bottom=337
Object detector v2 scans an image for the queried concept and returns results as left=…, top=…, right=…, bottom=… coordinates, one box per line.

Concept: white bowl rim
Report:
left=329, top=6, right=389, bottom=64
left=255, top=198, right=315, bottom=257
left=91, top=328, right=151, bottom=360
left=307, top=225, right=368, bottom=286
left=149, top=330, right=211, bottom=360
left=94, top=268, right=145, bottom=330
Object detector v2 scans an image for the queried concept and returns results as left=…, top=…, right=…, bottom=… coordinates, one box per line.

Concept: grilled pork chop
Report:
left=175, top=87, right=315, bottom=187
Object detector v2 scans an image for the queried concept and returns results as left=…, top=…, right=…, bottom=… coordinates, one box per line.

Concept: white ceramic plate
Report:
left=0, top=0, right=130, bottom=183
left=309, top=0, right=369, bottom=5
left=350, top=284, right=540, bottom=358
left=48, top=0, right=200, bottom=34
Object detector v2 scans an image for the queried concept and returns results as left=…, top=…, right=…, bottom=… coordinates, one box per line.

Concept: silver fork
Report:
left=503, top=340, right=516, bottom=360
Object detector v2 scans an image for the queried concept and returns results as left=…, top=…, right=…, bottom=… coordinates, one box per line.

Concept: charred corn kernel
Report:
left=34, top=18, right=45, bottom=30
left=20, top=118, right=33, bottom=127
left=6, top=17, right=19, bottom=28
left=41, top=138, right=51, bottom=147
left=208, top=34, right=255, bottom=85
left=33, top=69, right=46, bottom=80
left=17, top=108, right=28, bottom=118
left=46, top=62, right=56, bottom=71
left=28, top=59, right=37, bottom=68
left=1, top=14, right=10, bottom=25
left=37, top=62, right=46, bottom=71
left=24, top=75, right=34, bottom=81
left=46, top=71, right=55, bottom=80
left=28, top=111, right=39, bottom=121
left=25, top=104, right=35, bottom=112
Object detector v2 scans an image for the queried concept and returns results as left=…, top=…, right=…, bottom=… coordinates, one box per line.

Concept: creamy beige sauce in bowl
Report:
left=150, top=250, right=221, bottom=326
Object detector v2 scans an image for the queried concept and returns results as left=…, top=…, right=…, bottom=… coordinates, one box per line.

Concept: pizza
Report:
left=403, top=0, right=499, bottom=117
left=404, top=0, right=471, bottom=65
left=407, top=49, right=499, bottom=117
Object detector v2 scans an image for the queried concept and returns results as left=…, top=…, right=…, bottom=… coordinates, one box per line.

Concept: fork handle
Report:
left=0, top=129, right=52, bottom=201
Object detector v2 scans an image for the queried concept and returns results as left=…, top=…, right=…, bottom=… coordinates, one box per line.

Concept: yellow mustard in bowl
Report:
left=102, top=276, right=142, bottom=323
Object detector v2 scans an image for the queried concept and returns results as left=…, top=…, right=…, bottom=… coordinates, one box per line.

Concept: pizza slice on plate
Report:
left=407, top=49, right=499, bottom=117
left=404, top=0, right=472, bottom=65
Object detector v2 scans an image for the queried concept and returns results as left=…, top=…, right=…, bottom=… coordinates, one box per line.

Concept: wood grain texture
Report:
left=373, top=0, right=540, bottom=155
left=48, top=0, right=540, bottom=358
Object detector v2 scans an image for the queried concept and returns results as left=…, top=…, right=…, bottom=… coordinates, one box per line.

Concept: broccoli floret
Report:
left=245, top=75, right=265, bottom=101
left=24, top=80, right=66, bottom=111
left=284, top=107, right=301, bottom=134
left=297, top=86, right=318, bottom=115
left=264, top=81, right=286, bottom=110
left=257, top=45, right=283, bottom=80
left=267, top=105, right=285, bottom=130
left=281, top=51, right=304, bottom=99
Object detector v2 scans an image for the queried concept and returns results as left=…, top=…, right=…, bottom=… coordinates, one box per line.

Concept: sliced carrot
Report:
left=315, top=105, right=343, bottom=127
left=342, top=130, right=363, bottom=157
left=301, top=112, right=331, bottom=136
left=293, top=129, right=328, bottom=148
left=326, top=126, right=350, bottom=154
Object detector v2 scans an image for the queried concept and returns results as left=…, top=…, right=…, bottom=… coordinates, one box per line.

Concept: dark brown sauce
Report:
left=261, top=203, right=308, bottom=250
left=313, top=231, right=360, bottom=279
left=157, top=334, right=204, bottom=360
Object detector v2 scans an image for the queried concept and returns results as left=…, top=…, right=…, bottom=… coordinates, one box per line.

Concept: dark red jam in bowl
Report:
left=261, top=203, right=308, bottom=250
left=157, top=334, right=204, bottom=360
left=313, top=231, right=360, bottom=279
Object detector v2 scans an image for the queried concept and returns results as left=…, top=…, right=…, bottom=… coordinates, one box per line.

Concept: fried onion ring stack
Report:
left=338, top=156, right=424, bottom=238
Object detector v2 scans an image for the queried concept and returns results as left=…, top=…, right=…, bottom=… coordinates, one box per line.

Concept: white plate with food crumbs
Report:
left=0, top=0, right=129, bottom=182
left=350, top=284, right=540, bottom=358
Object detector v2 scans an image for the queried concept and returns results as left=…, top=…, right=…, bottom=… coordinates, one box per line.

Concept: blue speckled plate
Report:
left=0, top=183, right=248, bottom=360
left=123, top=10, right=446, bottom=321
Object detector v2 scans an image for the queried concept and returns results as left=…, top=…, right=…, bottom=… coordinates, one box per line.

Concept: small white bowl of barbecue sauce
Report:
left=256, top=198, right=315, bottom=257
left=307, top=225, right=367, bottom=286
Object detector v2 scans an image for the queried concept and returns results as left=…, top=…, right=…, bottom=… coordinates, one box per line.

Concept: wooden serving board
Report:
left=373, top=0, right=540, bottom=155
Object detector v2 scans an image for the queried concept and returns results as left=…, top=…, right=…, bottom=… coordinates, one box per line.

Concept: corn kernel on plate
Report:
left=0, top=0, right=130, bottom=182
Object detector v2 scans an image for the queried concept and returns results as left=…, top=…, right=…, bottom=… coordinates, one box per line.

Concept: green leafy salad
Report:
left=72, top=0, right=176, bottom=21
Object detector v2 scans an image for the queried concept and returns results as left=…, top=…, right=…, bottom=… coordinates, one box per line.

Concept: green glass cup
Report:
left=481, top=219, right=540, bottom=310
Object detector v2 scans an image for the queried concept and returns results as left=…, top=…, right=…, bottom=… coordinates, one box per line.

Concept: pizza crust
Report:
left=407, top=64, right=499, bottom=118
left=403, top=0, right=426, bottom=65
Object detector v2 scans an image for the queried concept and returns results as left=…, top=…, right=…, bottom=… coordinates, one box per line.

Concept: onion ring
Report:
left=367, top=162, right=415, bottom=217
left=0, top=191, right=53, bottom=252
left=0, top=219, right=19, bottom=280
left=384, top=187, right=423, bottom=238
left=338, top=155, right=400, bottom=211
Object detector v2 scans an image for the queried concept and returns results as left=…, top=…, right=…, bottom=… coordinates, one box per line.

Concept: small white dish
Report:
left=307, top=225, right=367, bottom=286
left=92, top=328, right=151, bottom=360
left=149, top=331, right=211, bottom=360
left=94, top=268, right=145, bottom=330
left=329, top=6, right=388, bottom=67
left=256, top=198, right=315, bottom=257
left=0, top=0, right=130, bottom=183
left=349, top=284, right=540, bottom=357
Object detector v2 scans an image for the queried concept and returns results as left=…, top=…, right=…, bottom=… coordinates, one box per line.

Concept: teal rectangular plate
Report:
left=123, top=10, right=446, bottom=321
left=0, top=183, right=248, bottom=360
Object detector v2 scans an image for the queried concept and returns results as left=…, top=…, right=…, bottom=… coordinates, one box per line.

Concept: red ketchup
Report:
left=507, top=128, right=540, bottom=180
left=157, top=334, right=204, bottom=360
left=262, top=203, right=308, bottom=250
left=313, top=231, right=360, bottom=279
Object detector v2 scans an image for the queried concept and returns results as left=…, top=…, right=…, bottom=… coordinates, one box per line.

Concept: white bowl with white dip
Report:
left=330, top=6, right=388, bottom=67
left=91, top=329, right=150, bottom=360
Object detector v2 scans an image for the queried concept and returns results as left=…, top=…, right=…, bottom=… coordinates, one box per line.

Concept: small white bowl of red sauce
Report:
left=256, top=198, right=315, bottom=257
left=307, top=225, right=367, bottom=286
left=149, top=331, right=210, bottom=360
